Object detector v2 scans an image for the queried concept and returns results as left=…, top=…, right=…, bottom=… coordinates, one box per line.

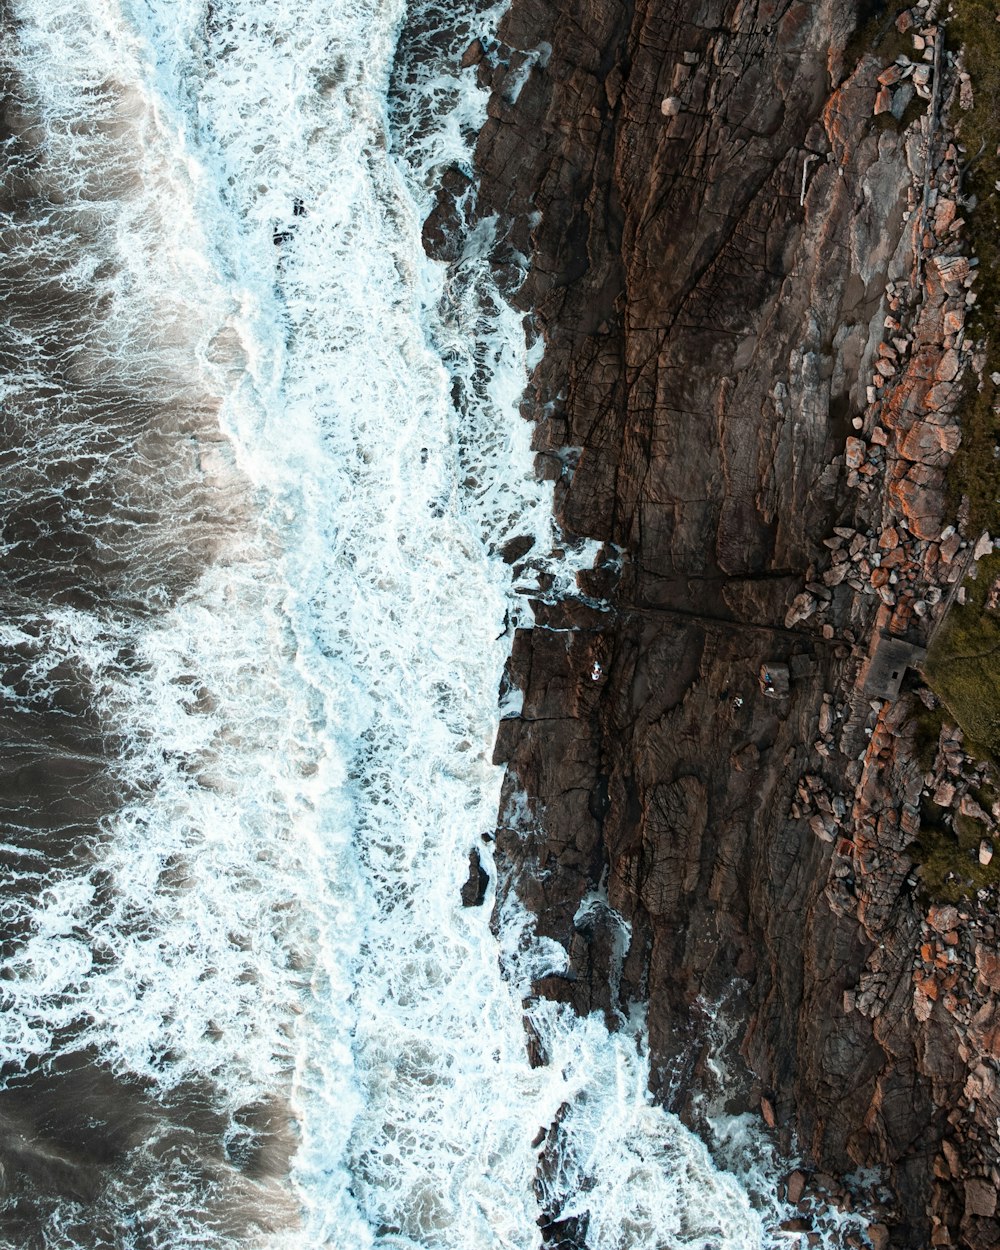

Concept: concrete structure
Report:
left=863, top=636, right=928, bottom=701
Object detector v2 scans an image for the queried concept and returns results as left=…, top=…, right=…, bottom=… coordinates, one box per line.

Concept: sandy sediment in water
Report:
left=0, top=37, right=302, bottom=1247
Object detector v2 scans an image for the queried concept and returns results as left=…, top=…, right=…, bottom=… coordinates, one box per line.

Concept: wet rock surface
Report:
left=461, top=1, right=1000, bottom=1244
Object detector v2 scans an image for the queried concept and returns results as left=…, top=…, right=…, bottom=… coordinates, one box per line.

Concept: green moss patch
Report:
left=924, top=552, right=1000, bottom=760
left=845, top=1, right=918, bottom=69
left=913, top=806, right=1000, bottom=902
left=945, top=0, right=1000, bottom=531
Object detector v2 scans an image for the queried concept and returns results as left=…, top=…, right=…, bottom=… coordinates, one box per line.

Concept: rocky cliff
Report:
left=458, top=0, right=1000, bottom=1246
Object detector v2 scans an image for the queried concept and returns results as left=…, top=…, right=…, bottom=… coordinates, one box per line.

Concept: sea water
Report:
left=0, top=0, right=816, bottom=1245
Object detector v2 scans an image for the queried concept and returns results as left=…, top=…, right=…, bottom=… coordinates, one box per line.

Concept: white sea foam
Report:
left=2, top=0, right=838, bottom=1246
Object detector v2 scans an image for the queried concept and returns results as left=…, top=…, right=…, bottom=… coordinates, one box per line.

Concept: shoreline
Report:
left=471, top=1, right=1000, bottom=1244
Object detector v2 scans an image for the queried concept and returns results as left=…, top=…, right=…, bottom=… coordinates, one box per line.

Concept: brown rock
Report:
left=477, top=1, right=978, bottom=1240
left=934, top=199, right=957, bottom=236
left=976, top=944, right=1000, bottom=992
left=785, top=592, right=817, bottom=628
left=845, top=436, right=866, bottom=469
left=935, top=347, right=961, bottom=383
left=891, top=464, right=947, bottom=539
left=898, top=419, right=960, bottom=466
left=969, top=1002, right=1000, bottom=1059
left=960, top=793, right=990, bottom=823
left=942, top=1139, right=962, bottom=1178
left=868, top=1224, right=890, bottom=1250
left=460, top=38, right=484, bottom=68
left=929, top=904, right=960, bottom=933
left=965, top=1178, right=997, bottom=1220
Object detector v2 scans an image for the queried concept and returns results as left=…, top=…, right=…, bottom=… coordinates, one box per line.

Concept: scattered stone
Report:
left=660, top=96, right=682, bottom=117
left=785, top=592, right=817, bottom=628
left=931, top=775, right=954, bottom=806
left=934, top=198, right=957, bottom=236
left=974, top=532, right=993, bottom=560
left=959, top=72, right=974, bottom=111
left=940, top=531, right=961, bottom=563
left=960, top=793, right=989, bottom=823
left=929, top=904, right=960, bottom=933
left=874, top=87, right=892, bottom=116
left=980, top=841, right=993, bottom=866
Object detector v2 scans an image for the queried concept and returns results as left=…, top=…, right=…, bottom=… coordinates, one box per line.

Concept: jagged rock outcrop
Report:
left=469, top=1, right=1000, bottom=1245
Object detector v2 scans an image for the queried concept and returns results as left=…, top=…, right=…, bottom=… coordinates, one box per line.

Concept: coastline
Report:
left=471, top=1, right=1000, bottom=1245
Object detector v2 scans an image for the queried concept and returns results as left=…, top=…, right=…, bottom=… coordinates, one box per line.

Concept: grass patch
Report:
left=945, top=0, right=1000, bottom=532
left=913, top=806, right=1000, bottom=902
left=912, top=703, right=947, bottom=770
left=844, top=0, right=918, bottom=70
left=924, top=552, right=1000, bottom=761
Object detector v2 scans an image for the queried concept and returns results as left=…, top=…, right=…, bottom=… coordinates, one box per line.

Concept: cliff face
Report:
left=470, top=1, right=1000, bottom=1246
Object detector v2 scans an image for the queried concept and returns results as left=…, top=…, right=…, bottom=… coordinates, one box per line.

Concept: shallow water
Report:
left=0, top=1, right=824, bottom=1246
